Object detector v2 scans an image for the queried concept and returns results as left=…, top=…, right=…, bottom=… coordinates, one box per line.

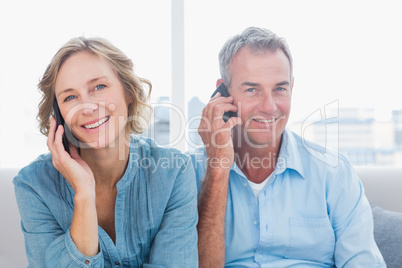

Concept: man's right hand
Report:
left=198, top=92, right=242, bottom=173
left=197, top=92, right=242, bottom=267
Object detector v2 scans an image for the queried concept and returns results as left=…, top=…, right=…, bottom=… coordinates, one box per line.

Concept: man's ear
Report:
left=290, top=77, right=295, bottom=93
left=216, top=78, right=224, bottom=88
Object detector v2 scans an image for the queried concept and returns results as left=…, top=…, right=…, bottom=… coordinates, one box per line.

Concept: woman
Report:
left=13, top=37, right=198, bottom=267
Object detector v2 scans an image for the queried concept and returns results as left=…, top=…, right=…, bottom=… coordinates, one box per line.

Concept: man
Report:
left=190, top=27, right=385, bottom=267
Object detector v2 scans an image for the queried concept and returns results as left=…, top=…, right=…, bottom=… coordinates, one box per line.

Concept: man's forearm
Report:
left=197, top=168, right=230, bottom=268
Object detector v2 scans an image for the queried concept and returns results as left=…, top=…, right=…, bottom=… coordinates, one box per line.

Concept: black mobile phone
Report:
left=53, top=98, right=70, bottom=154
left=211, top=83, right=237, bottom=122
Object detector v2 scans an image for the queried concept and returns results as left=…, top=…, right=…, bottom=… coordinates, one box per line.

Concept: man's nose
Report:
left=258, top=93, right=276, bottom=113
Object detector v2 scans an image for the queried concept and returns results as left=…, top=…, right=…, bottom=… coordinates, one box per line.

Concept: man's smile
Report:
left=252, top=118, right=276, bottom=123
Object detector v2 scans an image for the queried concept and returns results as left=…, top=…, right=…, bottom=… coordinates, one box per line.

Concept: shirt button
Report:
left=253, top=220, right=258, bottom=225
left=115, top=261, right=120, bottom=266
left=85, top=260, right=90, bottom=265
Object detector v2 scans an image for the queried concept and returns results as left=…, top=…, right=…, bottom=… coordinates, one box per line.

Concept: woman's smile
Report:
left=82, top=116, right=110, bottom=130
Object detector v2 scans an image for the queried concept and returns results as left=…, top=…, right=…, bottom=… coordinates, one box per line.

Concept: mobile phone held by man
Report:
left=53, top=98, right=71, bottom=154
left=211, top=83, right=237, bottom=122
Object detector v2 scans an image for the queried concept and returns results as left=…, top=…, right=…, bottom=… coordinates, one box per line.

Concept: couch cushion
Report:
left=371, top=204, right=402, bottom=268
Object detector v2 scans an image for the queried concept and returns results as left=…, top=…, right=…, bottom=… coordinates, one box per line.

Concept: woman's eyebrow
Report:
left=57, top=76, right=109, bottom=97
left=57, top=88, right=73, bottom=97
left=87, top=76, right=108, bottom=85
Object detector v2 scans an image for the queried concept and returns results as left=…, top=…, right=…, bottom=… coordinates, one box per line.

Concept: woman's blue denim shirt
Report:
left=13, top=136, right=198, bottom=267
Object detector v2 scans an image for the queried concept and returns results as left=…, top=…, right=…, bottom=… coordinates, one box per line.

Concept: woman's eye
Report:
left=95, top=84, right=106, bottom=90
left=64, top=95, right=76, bottom=102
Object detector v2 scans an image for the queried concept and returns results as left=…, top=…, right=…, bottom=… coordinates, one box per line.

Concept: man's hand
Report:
left=198, top=92, right=242, bottom=172
left=197, top=92, right=242, bottom=267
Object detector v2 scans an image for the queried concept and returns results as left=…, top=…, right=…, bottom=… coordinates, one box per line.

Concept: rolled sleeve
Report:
left=14, top=167, right=104, bottom=268
left=46, top=228, right=104, bottom=267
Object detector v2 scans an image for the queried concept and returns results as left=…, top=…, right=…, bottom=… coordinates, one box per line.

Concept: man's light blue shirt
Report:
left=14, top=136, right=198, bottom=267
left=189, top=128, right=385, bottom=267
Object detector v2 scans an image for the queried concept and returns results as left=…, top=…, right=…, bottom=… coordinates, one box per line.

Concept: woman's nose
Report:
left=64, top=101, right=98, bottom=123
left=80, top=102, right=98, bottom=116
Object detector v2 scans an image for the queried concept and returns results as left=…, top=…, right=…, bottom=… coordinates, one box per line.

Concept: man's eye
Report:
left=64, top=95, right=76, bottom=102
left=247, top=88, right=255, bottom=93
left=276, top=87, right=286, bottom=92
left=95, top=84, right=106, bottom=90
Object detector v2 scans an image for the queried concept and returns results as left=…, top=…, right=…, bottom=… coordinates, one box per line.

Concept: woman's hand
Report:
left=47, top=117, right=95, bottom=194
left=47, top=117, right=99, bottom=257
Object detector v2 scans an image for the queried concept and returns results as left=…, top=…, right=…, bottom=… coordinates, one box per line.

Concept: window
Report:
left=180, top=0, right=402, bottom=166
left=1, top=0, right=401, bottom=167
left=0, top=1, right=171, bottom=167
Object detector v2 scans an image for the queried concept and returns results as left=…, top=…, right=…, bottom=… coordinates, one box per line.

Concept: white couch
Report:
left=1, top=166, right=402, bottom=267
left=0, top=168, right=28, bottom=267
left=354, top=166, right=402, bottom=214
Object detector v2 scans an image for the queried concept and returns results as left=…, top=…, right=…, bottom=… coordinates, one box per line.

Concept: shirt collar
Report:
left=116, top=135, right=143, bottom=190
left=232, top=160, right=246, bottom=178
left=231, top=128, right=305, bottom=179
left=276, top=128, right=305, bottom=179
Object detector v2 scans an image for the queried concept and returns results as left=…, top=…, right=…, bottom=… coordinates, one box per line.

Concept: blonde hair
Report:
left=37, top=36, right=152, bottom=136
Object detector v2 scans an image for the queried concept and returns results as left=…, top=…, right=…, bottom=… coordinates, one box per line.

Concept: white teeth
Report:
left=83, top=117, right=109, bottom=129
left=254, top=118, right=275, bottom=123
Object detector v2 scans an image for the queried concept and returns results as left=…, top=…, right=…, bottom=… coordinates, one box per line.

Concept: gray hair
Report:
left=218, top=26, right=293, bottom=88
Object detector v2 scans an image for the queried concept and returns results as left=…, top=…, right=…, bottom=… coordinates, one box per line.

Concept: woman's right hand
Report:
left=47, top=117, right=95, bottom=195
left=48, top=117, right=99, bottom=257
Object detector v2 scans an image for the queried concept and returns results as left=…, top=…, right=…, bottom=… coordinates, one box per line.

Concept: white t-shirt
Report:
left=247, top=174, right=272, bottom=198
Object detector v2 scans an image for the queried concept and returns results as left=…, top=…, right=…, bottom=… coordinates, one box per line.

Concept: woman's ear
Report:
left=125, top=92, right=134, bottom=105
